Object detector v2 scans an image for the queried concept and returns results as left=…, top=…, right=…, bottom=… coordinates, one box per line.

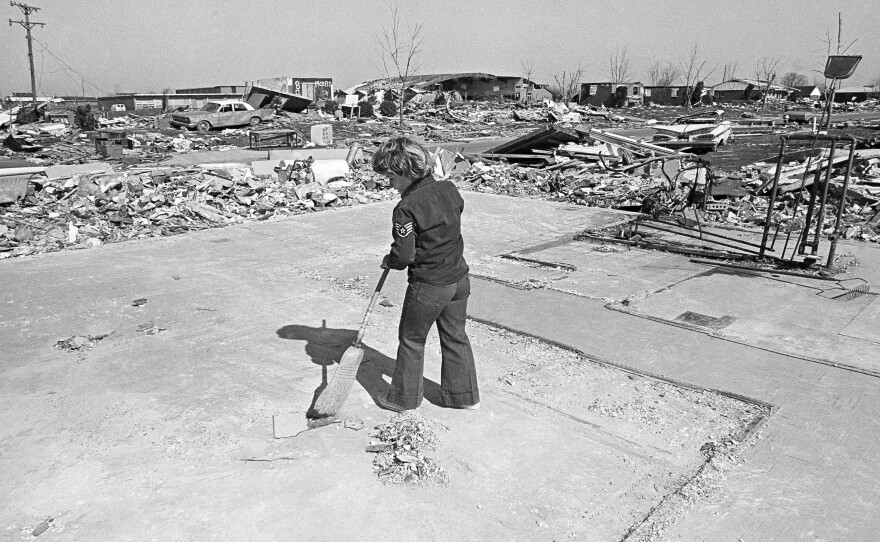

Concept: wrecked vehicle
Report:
left=652, top=109, right=733, bottom=152
left=170, top=100, right=275, bottom=132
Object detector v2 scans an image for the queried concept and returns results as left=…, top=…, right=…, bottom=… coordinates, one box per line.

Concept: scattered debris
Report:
left=131, top=298, right=148, bottom=306
left=368, top=412, right=449, bottom=486
left=55, top=333, right=110, bottom=351
left=344, top=417, right=365, bottom=431
left=3, top=96, right=879, bottom=267
left=136, top=322, right=166, bottom=335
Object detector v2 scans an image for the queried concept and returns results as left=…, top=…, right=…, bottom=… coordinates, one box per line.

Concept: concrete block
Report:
left=310, top=124, right=333, bottom=146
left=250, top=160, right=280, bottom=176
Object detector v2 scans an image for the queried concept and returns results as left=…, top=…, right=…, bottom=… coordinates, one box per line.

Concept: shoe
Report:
left=452, top=402, right=480, bottom=410
left=376, top=390, right=412, bottom=412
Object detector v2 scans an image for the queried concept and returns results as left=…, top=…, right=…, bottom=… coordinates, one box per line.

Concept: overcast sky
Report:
left=2, top=0, right=878, bottom=98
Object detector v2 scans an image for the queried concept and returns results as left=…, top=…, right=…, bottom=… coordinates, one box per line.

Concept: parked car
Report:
left=170, top=100, right=274, bottom=132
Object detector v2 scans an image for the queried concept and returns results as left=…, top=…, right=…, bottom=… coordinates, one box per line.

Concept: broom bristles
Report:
left=309, top=345, right=365, bottom=418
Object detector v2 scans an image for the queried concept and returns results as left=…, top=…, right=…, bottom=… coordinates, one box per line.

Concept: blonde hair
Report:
left=371, top=137, right=434, bottom=180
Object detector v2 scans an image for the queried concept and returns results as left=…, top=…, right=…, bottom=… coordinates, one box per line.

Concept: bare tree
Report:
left=608, top=47, right=632, bottom=83
left=659, top=64, right=680, bottom=87
left=720, top=62, right=738, bottom=83
left=647, top=58, right=680, bottom=86
left=754, top=56, right=782, bottom=109
left=552, top=64, right=584, bottom=104
left=781, top=72, right=808, bottom=88
left=872, top=73, right=880, bottom=92
left=647, top=58, right=662, bottom=86
left=678, top=43, right=716, bottom=110
left=520, top=58, right=536, bottom=104
left=375, top=4, right=426, bottom=126
left=822, top=13, right=858, bottom=57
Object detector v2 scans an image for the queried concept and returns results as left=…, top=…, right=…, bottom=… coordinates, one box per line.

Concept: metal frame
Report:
left=757, top=133, right=857, bottom=267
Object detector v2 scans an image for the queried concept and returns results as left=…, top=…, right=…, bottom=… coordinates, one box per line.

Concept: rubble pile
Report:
left=366, top=412, right=449, bottom=486
left=2, top=124, right=250, bottom=163
left=55, top=333, right=110, bottom=352
left=4, top=91, right=880, bottom=264
left=0, top=163, right=395, bottom=259
left=459, top=161, right=663, bottom=208
left=739, top=151, right=880, bottom=242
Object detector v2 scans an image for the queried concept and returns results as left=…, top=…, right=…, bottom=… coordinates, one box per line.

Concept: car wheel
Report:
left=249, top=116, right=261, bottom=127
left=197, top=121, right=211, bottom=133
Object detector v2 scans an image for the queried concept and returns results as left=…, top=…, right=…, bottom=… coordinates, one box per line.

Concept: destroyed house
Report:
left=350, top=73, right=552, bottom=103
left=789, top=85, right=823, bottom=102
left=578, top=82, right=643, bottom=107
left=832, top=86, right=879, bottom=103
left=710, top=79, right=794, bottom=103
left=176, top=85, right=246, bottom=95
left=243, top=77, right=333, bottom=113
left=642, top=85, right=702, bottom=106
left=5, top=94, right=97, bottom=108
left=456, top=75, right=552, bottom=103
left=96, top=92, right=242, bottom=112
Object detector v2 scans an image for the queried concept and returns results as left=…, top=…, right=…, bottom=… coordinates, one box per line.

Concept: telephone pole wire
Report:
left=9, top=2, right=46, bottom=103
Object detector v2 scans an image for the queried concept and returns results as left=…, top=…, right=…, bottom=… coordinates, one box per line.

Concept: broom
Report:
left=309, top=268, right=390, bottom=418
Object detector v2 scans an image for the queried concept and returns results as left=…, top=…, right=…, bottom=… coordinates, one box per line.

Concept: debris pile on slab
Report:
left=0, top=161, right=395, bottom=259
left=738, top=149, right=880, bottom=241
left=366, top=412, right=449, bottom=486
left=55, top=333, right=110, bottom=351
left=459, top=161, right=666, bottom=209
left=433, top=123, right=880, bottom=243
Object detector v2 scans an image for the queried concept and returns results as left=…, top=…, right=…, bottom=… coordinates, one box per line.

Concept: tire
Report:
left=196, top=121, right=211, bottom=133
left=249, top=116, right=261, bottom=127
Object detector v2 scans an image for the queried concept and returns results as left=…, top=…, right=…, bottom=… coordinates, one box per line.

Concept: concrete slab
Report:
left=0, top=195, right=759, bottom=541
left=467, top=277, right=880, bottom=542
left=614, top=267, right=880, bottom=375
left=839, top=295, right=880, bottom=344
left=161, top=148, right=271, bottom=166
left=4, top=188, right=880, bottom=541
left=45, top=162, right=113, bottom=180
left=268, top=147, right=363, bottom=162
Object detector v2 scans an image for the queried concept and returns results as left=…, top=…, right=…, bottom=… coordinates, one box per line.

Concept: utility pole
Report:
left=9, top=2, right=45, bottom=103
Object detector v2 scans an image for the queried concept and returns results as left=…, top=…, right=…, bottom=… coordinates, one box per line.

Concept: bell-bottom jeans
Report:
left=386, top=275, right=479, bottom=409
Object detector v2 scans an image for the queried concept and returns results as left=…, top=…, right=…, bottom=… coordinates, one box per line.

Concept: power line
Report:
left=34, top=41, right=92, bottom=96
left=9, top=1, right=45, bottom=103
left=32, top=37, right=107, bottom=95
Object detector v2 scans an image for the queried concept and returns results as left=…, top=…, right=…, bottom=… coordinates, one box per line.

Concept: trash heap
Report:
left=0, top=163, right=395, bottom=259
left=3, top=125, right=250, bottom=163
left=442, top=124, right=880, bottom=243
left=366, top=412, right=449, bottom=486
left=459, top=162, right=668, bottom=208
left=737, top=150, right=880, bottom=242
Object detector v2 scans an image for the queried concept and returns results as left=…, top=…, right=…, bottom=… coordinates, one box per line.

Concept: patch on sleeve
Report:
left=394, top=221, right=414, bottom=237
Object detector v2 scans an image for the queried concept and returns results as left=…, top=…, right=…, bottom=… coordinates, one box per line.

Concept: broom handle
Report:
left=353, top=268, right=390, bottom=347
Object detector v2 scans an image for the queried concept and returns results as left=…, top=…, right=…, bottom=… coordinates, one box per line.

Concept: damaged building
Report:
left=243, top=77, right=334, bottom=113
left=643, top=85, right=712, bottom=107
left=578, top=82, right=644, bottom=108
left=345, top=73, right=552, bottom=104
left=710, top=78, right=795, bottom=103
